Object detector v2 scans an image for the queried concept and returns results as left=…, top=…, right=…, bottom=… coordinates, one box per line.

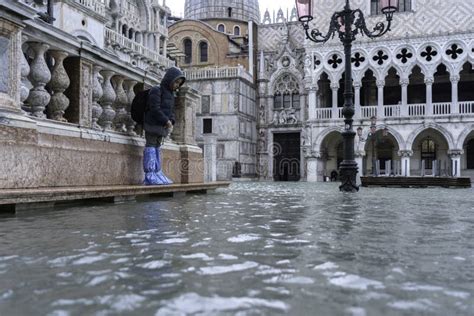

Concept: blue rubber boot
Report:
left=155, top=146, right=173, bottom=184
left=143, top=147, right=162, bottom=185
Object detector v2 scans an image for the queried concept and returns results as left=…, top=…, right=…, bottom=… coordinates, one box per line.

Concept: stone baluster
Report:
left=112, top=75, right=127, bottom=132
left=25, top=42, right=51, bottom=118
left=124, top=79, right=137, bottom=135
left=98, top=70, right=116, bottom=130
left=91, top=65, right=103, bottom=130
left=20, top=38, right=31, bottom=114
left=47, top=50, right=70, bottom=121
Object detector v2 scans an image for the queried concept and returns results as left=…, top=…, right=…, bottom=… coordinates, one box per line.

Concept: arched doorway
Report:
left=319, top=131, right=343, bottom=181
left=363, top=129, right=399, bottom=175
left=411, top=128, right=450, bottom=176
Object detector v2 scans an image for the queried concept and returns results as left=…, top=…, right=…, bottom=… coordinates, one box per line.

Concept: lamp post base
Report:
left=339, top=161, right=359, bottom=192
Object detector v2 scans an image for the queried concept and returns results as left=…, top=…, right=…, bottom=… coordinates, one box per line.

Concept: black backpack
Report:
left=130, top=89, right=150, bottom=125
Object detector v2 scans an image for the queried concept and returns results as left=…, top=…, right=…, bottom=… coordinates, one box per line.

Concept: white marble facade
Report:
left=257, top=0, right=474, bottom=181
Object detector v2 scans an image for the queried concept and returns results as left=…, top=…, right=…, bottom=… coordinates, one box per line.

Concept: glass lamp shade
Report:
left=357, top=127, right=363, bottom=137
left=295, top=0, right=313, bottom=23
left=380, top=0, right=399, bottom=13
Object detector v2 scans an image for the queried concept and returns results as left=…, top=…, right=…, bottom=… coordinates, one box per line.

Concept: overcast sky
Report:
left=165, top=0, right=294, bottom=19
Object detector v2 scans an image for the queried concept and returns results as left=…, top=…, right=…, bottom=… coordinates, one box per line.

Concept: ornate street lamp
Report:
left=295, top=0, right=398, bottom=192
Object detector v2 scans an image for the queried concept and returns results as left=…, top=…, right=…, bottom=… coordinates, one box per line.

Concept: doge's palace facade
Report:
left=256, top=0, right=474, bottom=182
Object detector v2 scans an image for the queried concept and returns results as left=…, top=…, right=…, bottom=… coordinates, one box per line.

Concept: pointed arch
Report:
left=313, top=126, right=345, bottom=153
left=456, top=123, right=474, bottom=149
left=406, top=123, right=455, bottom=151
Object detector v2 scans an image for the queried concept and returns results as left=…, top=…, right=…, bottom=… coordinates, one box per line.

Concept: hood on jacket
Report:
left=161, top=66, right=186, bottom=91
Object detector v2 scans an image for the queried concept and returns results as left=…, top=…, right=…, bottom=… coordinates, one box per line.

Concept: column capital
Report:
left=450, top=75, right=460, bottom=83
left=376, top=80, right=385, bottom=88
left=353, top=81, right=362, bottom=89
left=448, top=149, right=463, bottom=158
left=400, top=78, right=409, bottom=86
left=355, top=149, right=366, bottom=157
left=330, top=83, right=339, bottom=90
left=424, top=77, right=434, bottom=85
left=398, top=150, right=413, bottom=157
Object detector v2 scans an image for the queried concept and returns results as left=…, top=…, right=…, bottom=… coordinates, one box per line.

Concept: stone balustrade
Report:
left=105, top=28, right=174, bottom=69
left=75, top=0, right=107, bottom=16
left=313, top=101, right=474, bottom=121
left=184, top=65, right=253, bottom=82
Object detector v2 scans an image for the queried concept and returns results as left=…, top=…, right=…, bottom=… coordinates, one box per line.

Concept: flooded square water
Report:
left=0, top=182, right=473, bottom=315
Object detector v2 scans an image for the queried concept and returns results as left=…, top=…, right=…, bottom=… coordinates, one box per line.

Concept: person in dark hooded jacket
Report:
left=143, top=66, right=185, bottom=185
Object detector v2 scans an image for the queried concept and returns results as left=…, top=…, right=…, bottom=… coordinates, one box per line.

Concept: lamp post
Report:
left=295, top=0, right=398, bottom=192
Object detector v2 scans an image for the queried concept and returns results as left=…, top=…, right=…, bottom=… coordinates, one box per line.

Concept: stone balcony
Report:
left=105, top=28, right=174, bottom=69
left=313, top=101, right=474, bottom=121
left=184, top=65, right=253, bottom=82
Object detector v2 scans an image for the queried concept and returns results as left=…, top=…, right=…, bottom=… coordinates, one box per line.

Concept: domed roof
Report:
left=184, top=0, right=260, bottom=23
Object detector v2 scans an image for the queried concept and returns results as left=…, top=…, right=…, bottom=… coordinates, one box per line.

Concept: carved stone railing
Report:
left=313, top=101, right=474, bottom=121
left=184, top=65, right=253, bottom=82
left=105, top=28, right=174, bottom=68
left=75, top=0, right=106, bottom=16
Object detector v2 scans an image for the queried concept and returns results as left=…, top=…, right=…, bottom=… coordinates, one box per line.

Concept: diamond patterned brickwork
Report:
left=258, top=22, right=305, bottom=52
left=309, top=0, right=474, bottom=45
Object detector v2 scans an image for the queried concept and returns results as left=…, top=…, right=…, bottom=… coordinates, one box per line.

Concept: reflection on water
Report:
left=0, top=182, right=473, bottom=315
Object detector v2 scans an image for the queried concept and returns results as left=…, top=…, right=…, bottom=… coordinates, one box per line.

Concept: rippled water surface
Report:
left=1, top=182, right=473, bottom=315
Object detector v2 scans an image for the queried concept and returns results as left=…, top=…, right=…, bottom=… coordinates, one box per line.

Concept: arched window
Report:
left=183, top=38, right=192, bottom=64
left=234, top=26, right=240, bottom=36
left=371, top=0, right=411, bottom=15
left=199, top=41, right=208, bottom=63
left=272, top=74, right=300, bottom=110
left=227, top=7, right=232, bottom=17
left=217, top=24, right=225, bottom=32
left=421, top=138, right=436, bottom=169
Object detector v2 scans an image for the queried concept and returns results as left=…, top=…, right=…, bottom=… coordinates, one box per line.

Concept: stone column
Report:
left=47, top=50, right=70, bottom=121
left=306, top=152, right=319, bottom=182
left=425, top=77, right=434, bottom=116
left=307, top=86, right=317, bottom=120
left=112, top=75, right=127, bottom=132
left=400, top=78, right=409, bottom=117
left=174, top=86, right=198, bottom=145
left=98, top=70, right=116, bottom=130
left=25, top=42, right=51, bottom=118
left=354, top=82, right=361, bottom=119
left=398, top=150, right=413, bottom=177
left=355, top=150, right=365, bottom=184
left=203, top=134, right=217, bottom=182
left=91, top=66, right=103, bottom=130
left=450, top=74, right=459, bottom=114
left=0, top=18, right=23, bottom=114
left=448, top=149, right=463, bottom=177
left=377, top=79, right=385, bottom=118
left=331, top=83, right=339, bottom=119
left=124, top=79, right=137, bottom=135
